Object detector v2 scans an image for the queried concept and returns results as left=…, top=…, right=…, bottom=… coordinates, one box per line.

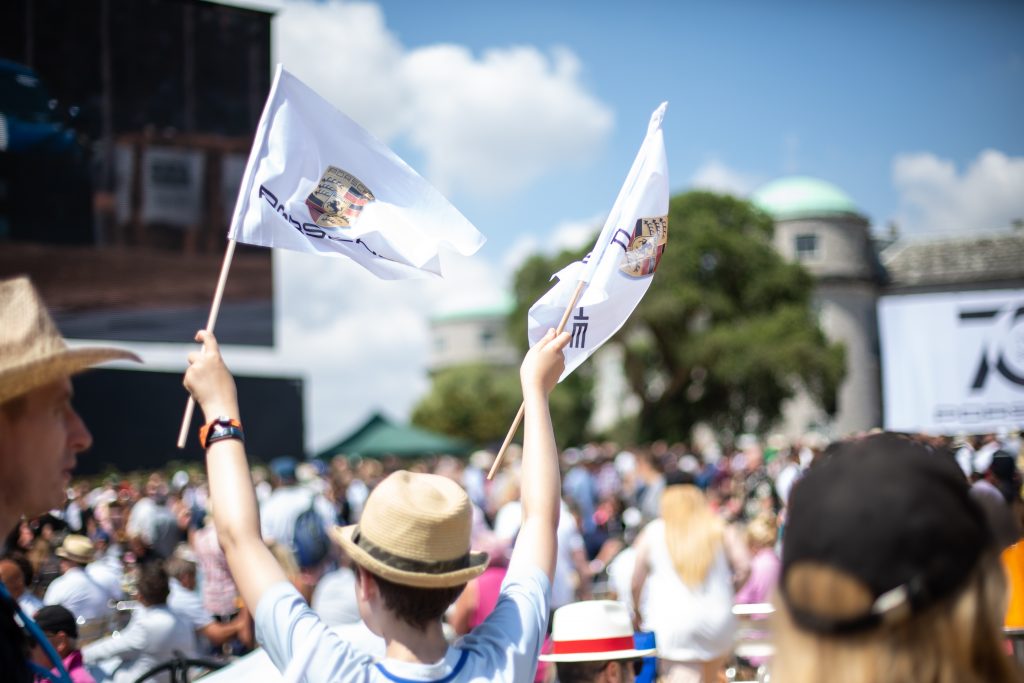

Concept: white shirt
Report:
left=254, top=560, right=550, bottom=682
left=83, top=604, right=197, bottom=683
left=168, top=579, right=213, bottom=630
left=43, top=566, right=114, bottom=621
left=259, top=486, right=335, bottom=547
left=310, top=568, right=386, bottom=656
left=199, top=622, right=387, bottom=683
left=86, top=558, right=124, bottom=602
left=169, top=577, right=214, bottom=653
left=637, top=519, right=736, bottom=662
left=126, top=497, right=179, bottom=557
left=18, top=591, right=43, bottom=617
left=774, top=462, right=802, bottom=506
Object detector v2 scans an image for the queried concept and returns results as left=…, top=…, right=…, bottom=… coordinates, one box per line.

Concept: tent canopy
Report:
left=316, top=413, right=472, bottom=460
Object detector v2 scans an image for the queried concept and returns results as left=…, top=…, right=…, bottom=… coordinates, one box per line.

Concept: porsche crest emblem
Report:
left=306, top=166, right=375, bottom=228
left=619, top=215, right=668, bottom=278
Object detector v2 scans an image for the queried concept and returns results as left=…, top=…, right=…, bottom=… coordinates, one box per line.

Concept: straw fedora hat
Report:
left=331, top=471, right=488, bottom=588
left=0, top=276, right=140, bottom=404
left=55, top=534, right=96, bottom=565
left=539, top=600, right=657, bottom=663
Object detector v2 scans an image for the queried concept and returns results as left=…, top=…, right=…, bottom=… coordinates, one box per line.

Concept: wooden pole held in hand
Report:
left=176, top=239, right=238, bottom=449
left=487, top=280, right=586, bottom=480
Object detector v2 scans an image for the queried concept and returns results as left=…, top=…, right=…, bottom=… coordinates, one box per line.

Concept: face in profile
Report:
left=0, top=377, right=92, bottom=517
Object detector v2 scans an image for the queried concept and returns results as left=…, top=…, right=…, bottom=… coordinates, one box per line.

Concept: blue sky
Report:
left=149, top=0, right=1024, bottom=448
left=371, top=0, right=1024, bottom=257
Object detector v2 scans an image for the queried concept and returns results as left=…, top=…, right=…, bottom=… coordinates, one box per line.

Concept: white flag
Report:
left=528, top=102, right=668, bottom=380
left=229, top=66, right=486, bottom=279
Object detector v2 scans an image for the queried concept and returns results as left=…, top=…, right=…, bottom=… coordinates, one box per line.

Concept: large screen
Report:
left=878, top=288, right=1024, bottom=434
left=72, top=368, right=305, bottom=475
left=0, top=0, right=275, bottom=346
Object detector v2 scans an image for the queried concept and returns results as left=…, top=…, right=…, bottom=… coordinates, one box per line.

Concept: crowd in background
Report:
left=4, top=428, right=1023, bottom=682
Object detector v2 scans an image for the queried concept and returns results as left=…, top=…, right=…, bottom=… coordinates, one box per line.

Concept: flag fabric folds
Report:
left=229, top=65, right=486, bottom=279
left=527, top=102, right=669, bottom=381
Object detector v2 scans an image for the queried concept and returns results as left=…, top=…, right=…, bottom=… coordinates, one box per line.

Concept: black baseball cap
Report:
left=781, top=433, right=993, bottom=635
left=33, top=605, right=77, bottom=638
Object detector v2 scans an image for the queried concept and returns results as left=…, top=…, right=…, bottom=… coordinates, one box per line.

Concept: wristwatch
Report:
left=199, top=416, right=244, bottom=449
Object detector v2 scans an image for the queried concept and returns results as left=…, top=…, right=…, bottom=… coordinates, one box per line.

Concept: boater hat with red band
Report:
left=539, top=600, right=656, bottom=663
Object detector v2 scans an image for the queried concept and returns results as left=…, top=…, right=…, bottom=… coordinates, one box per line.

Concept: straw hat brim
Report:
left=331, top=524, right=488, bottom=589
left=0, top=347, right=141, bottom=404
left=538, top=647, right=658, bottom=663
left=55, top=547, right=94, bottom=564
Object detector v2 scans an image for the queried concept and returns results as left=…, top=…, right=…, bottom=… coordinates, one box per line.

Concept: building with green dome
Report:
left=752, top=176, right=884, bottom=436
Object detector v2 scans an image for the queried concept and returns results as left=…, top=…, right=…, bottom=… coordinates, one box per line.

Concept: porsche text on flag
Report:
left=229, top=66, right=485, bottom=279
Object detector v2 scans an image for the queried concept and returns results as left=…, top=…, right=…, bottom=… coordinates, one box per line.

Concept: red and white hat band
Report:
left=551, top=635, right=636, bottom=656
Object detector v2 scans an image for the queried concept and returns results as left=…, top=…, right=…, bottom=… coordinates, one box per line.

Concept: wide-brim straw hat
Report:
left=331, top=471, right=488, bottom=589
left=0, top=276, right=140, bottom=404
left=539, top=600, right=657, bottom=662
left=55, top=534, right=96, bottom=564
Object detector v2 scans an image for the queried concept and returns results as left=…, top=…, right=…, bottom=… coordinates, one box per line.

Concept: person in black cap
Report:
left=30, top=605, right=95, bottom=683
left=772, top=432, right=1021, bottom=683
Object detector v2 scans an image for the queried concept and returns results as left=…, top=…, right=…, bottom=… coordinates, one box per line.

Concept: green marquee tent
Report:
left=316, top=412, right=472, bottom=460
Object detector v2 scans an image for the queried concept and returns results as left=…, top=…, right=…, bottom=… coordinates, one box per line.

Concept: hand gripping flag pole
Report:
left=488, top=102, right=669, bottom=480
left=487, top=280, right=586, bottom=480
left=176, top=239, right=237, bottom=449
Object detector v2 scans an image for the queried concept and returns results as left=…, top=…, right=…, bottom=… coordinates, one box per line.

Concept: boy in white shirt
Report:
left=184, top=328, right=570, bottom=682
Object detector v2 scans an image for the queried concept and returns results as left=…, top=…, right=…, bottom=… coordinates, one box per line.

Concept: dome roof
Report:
left=751, top=176, right=861, bottom=221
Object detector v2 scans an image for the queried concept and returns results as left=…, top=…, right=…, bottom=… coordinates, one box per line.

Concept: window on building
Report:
left=794, top=233, right=819, bottom=261
left=480, top=328, right=496, bottom=348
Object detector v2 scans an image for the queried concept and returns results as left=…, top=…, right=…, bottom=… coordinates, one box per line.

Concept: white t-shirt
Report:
left=169, top=578, right=215, bottom=653
left=637, top=519, right=736, bottom=662
left=260, top=486, right=335, bottom=547
left=254, top=560, right=550, bottom=682
left=43, top=566, right=113, bottom=621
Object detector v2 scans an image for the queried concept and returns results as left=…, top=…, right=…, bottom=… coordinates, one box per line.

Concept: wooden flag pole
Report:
left=487, top=279, right=587, bottom=480
left=176, top=238, right=239, bottom=449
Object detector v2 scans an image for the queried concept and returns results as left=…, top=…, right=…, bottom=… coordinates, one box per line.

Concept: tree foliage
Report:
left=411, top=362, right=591, bottom=450
left=510, top=190, right=846, bottom=442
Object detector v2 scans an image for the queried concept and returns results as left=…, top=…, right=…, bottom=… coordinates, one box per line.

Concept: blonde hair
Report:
left=771, top=553, right=1022, bottom=683
left=746, top=514, right=777, bottom=550
left=660, top=485, right=723, bottom=587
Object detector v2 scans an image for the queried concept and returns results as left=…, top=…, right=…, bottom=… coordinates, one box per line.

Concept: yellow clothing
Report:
left=1002, top=541, right=1024, bottom=628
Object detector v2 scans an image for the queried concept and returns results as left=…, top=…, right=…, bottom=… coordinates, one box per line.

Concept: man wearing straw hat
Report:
left=43, top=535, right=115, bottom=622
left=539, top=600, right=656, bottom=682
left=184, top=326, right=570, bottom=682
left=0, top=276, right=139, bottom=682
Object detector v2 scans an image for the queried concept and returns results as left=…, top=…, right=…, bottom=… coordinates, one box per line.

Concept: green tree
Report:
left=510, top=190, right=845, bottom=442
left=410, top=362, right=592, bottom=449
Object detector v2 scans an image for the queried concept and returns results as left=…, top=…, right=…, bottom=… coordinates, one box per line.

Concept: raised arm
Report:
left=509, top=329, right=571, bottom=583
left=183, top=330, right=288, bottom=612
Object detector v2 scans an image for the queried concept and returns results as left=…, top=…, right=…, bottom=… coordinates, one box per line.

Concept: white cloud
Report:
left=892, top=149, right=1024, bottom=234
left=230, top=0, right=613, bottom=197
left=689, top=158, right=759, bottom=196
left=272, top=248, right=507, bottom=448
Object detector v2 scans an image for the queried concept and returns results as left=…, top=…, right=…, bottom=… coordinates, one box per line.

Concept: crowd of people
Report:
left=3, top=275, right=1024, bottom=683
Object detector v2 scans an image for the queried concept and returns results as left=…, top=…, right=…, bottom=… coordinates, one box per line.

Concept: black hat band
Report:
left=352, top=527, right=471, bottom=575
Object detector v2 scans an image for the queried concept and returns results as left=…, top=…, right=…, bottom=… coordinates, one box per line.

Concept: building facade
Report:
left=427, top=176, right=1024, bottom=439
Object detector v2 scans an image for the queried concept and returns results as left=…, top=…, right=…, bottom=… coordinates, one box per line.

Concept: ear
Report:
left=355, top=566, right=377, bottom=602
left=603, top=661, right=623, bottom=683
